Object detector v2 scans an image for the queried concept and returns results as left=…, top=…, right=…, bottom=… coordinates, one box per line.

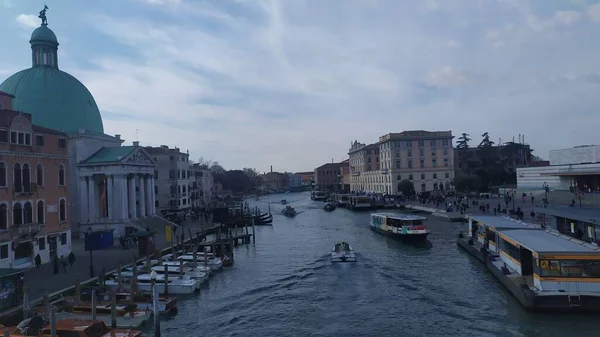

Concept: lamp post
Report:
left=87, top=227, right=94, bottom=278
left=543, top=182, right=549, bottom=204
left=150, top=270, right=161, bottom=337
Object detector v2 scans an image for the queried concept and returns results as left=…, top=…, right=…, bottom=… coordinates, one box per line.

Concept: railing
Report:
left=13, top=182, right=37, bottom=196
left=351, top=172, right=360, bottom=176
left=11, top=223, right=41, bottom=238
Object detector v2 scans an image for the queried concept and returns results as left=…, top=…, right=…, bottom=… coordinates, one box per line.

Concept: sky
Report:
left=1, top=0, right=600, bottom=173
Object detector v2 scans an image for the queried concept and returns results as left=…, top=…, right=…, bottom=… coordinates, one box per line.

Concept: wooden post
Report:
left=43, top=293, right=50, bottom=320
left=110, top=289, right=117, bottom=329
left=74, top=279, right=81, bottom=304
left=132, top=260, right=138, bottom=295
left=153, top=278, right=162, bottom=337
left=22, top=285, right=29, bottom=320
left=117, top=265, right=122, bottom=289
left=146, top=255, right=151, bottom=274
left=164, top=264, right=169, bottom=296
left=188, top=228, right=194, bottom=250
left=157, top=250, right=162, bottom=265
left=192, top=242, right=197, bottom=266
left=91, top=290, right=97, bottom=321
left=50, top=308, right=57, bottom=337
left=179, top=259, right=184, bottom=277
left=100, top=267, right=106, bottom=288
left=204, top=246, right=208, bottom=267
left=252, top=218, right=256, bottom=244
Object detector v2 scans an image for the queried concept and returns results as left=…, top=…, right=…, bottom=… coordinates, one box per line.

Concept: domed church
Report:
left=0, top=9, right=157, bottom=238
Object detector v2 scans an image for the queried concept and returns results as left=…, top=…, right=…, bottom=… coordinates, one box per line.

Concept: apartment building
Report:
left=349, top=131, right=455, bottom=194
left=314, top=161, right=348, bottom=191
left=189, top=163, right=213, bottom=209
left=145, top=145, right=191, bottom=215
left=295, top=171, right=315, bottom=186
left=0, top=92, right=71, bottom=268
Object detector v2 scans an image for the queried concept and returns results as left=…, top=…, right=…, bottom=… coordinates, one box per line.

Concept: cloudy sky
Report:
left=1, top=0, right=600, bottom=173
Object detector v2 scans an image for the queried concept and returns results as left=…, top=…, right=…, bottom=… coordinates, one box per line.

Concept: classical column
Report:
left=120, top=175, right=128, bottom=221
left=145, top=176, right=152, bottom=217
left=87, top=176, right=96, bottom=222
left=112, top=175, right=121, bottom=221
left=129, top=175, right=137, bottom=219
left=106, top=175, right=114, bottom=221
left=78, top=176, right=88, bottom=224
left=139, top=175, right=146, bottom=217
left=150, top=178, right=156, bottom=215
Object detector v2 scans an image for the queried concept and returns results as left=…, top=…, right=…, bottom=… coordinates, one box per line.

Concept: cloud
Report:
left=587, top=3, right=600, bottom=22
left=4, top=0, right=600, bottom=170
left=2, top=0, right=13, bottom=8
left=15, top=14, right=39, bottom=29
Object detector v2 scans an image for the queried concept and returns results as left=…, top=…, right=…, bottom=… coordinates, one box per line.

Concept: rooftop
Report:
left=468, top=215, right=542, bottom=230
left=81, top=146, right=136, bottom=164
left=372, top=213, right=427, bottom=220
left=497, top=228, right=600, bottom=254
left=535, top=206, right=600, bottom=225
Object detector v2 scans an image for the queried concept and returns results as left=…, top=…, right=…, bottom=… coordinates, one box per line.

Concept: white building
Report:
left=517, top=145, right=600, bottom=191
left=145, top=145, right=191, bottom=215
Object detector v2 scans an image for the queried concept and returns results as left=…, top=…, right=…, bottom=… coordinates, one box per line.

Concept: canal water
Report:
left=150, top=192, right=596, bottom=337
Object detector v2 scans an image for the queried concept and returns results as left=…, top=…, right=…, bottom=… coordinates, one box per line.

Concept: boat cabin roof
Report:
left=468, top=215, right=541, bottom=231
left=497, top=228, right=600, bottom=255
left=372, top=213, right=426, bottom=221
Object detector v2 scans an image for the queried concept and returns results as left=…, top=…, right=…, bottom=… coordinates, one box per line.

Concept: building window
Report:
left=0, top=162, right=5, bottom=187
left=419, top=149, right=424, bottom=157
left=0, top=130, right=7, bottom=143
left=38, top=237, right=45, bottom=250
left=10, top=132, right=16, bottom=144
left=444, top=158, right=449, bottom=167
left=37, top=201, right=44, bottom=224
left=433, top=173, right=438, bottom=179
left=431, top=149, right=436, bottom=157
left=58, top=165, right=65, bottom=186
left=420, top=159, right=424, bottom=168
left=421, top=173, right=425, bottom=180
left=25, top=134, right=31, bottom=145
left=421, top=183, right=426, bottom=192
left=431, top=140, right=437, bottom=146
left=442, top=139, right=449, bottom=146
left=13, top=163, right=22, bottom=192
left=418, top=140, right=425, bottom=147
left=409, top=174, right=413, bottom=180
left=0, top=245, right=7, bottom=260
left=0, top=204, right=6, bottom=230
left=397, top=175, right=402, bottom=181
left=58, top=138, right=66, bottom=149
left=395, top=160, right=401, bottom=169
left=443, top=149, right=448, bottom=156
left=60, top=233, right=67, bottom=245
left=445, top=172, right=450, bottom=179
left=59, top=199, right=66, bottom=222
left=36, top=164, right=43, bottom=186
left=406, top=141, right=412, bottom=147
left=24, top=202, right=32, bottom=224
left=22, top=163, right=30, bottom=192
left=13, top=203, right=22, bottom=225
left=35, top=135, right=44, bottom=147
left=432, top=160, right=437, bottom=167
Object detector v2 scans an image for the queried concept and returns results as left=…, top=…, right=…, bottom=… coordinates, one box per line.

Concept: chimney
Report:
left=133, top=141, right=139, bottom=147
left=115, top=134, right=121, bottom=140
left=270, top=165, right=273, bottom=173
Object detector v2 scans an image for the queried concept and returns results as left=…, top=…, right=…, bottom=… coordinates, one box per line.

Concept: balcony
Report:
left=351, top=172, right=360, bottom=176
left=13, top=183, right=37, bottom=196
left=11, top=223, right=41, bottom=239
left=381, top=169, right=389, bottom=174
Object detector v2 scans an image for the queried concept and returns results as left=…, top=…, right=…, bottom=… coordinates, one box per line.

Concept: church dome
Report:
left=0, top=21, right=104, bottom=134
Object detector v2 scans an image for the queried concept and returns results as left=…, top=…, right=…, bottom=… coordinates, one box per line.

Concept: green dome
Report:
left=30, top=25, right=58, bottom=44
left=0, top=68, right=104, bottom=134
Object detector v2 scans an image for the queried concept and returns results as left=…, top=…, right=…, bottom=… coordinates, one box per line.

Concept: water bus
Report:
left=311, top=191, right=328, bottom=201
left=369, top=213, right=429, bottom=243
left=349, top=196, right=372, bottom=210
left=458, top=215, right=600, bottom=312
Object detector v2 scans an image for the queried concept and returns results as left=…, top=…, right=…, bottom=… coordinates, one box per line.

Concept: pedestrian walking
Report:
left=68, top=251, right=76, bottom=267
left=35, top=254, right=41, bottom=268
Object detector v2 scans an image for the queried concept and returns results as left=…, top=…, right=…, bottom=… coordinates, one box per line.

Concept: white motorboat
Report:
left=105, top=273, right=200, bottom=294
left=162, top=260, right=212, bottom=276
left=331, top=242, right=357, bottom=263
left=171, top=254, right=223, bottom=271
left=149, top=265, right=209, bottom=283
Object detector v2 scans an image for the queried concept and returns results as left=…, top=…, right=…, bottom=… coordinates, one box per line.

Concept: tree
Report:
left=242, top=168, right=262, bottom=190
left=453, top=175, right=482, bottom=193
left=456, top=133, right=472, bottom=174
left=478, top=132, right=496, bottom=169
left=397, top=179, right=415, bottom=196
left=456, top=133, right=471, bottom=149
left=210, top=161, right=225, bottom=174
left=220, top=170, right=252, bottom=193
left=197, top=157, right=213, bottom=169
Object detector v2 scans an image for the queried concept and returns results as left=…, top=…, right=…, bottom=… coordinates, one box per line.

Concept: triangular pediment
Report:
left=121, top=147, right=155, bottom=166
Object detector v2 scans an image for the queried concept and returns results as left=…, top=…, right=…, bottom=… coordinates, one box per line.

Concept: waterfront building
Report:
left=518, top=145, right=600, bottom=192
left=314, top=161, right=346, bottom=191
left=261, top=171, right=287, bottom=192
left=0, top=92, right=71, bottom=268
left=189, top=163, right=213, bottom=209
left=295, top=171, right=315, bottom=187
left=0, top=16, right=156, bottom=241
left=349, top=131, right=455, bottom=194
left=286, top=172, right=302, bottom=191
left=145, top=146, right=191, bottom=216
left=348, top=142, right=379, bottom=192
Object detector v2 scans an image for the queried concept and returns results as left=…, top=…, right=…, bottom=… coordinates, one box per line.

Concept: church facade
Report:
left=0, top=13, right=157, bottom=267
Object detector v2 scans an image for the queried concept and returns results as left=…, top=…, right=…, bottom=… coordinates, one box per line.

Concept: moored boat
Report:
left=369, top=213, right=430, bottom=243
left=281, top=199, right=288, bottom=205
left=105, top=273, right=200, bottom=294
left=331, top=242, right=357, bottom=262
left=4, top=317, right=142, bottom=337
left=282, top=205, right=297, bottom=217
left=99, top=291, right=178, bottom=315
left=323, top=201, right=336, bottom=212
left=311, top=191, right=328, bottom=201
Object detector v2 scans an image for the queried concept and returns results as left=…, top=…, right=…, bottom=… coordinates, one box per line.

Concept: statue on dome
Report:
left=39, top=5, right=49, bottom=26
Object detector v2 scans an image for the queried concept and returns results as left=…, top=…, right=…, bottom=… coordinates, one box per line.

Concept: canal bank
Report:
left=142, top=192, right=600, bottom=337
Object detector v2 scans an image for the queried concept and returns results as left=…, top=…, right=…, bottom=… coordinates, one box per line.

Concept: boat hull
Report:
left=370, top=225, right=429, bottom=243
left=331, top=253, right=357, bottom=263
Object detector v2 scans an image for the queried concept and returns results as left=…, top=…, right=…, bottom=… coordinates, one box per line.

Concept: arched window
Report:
left=37, top=201, right=44, bottom=224
left=59, top=199, right=66, bottom=222
left=23, top=202, right=32, bottom=224
left=13, top=163, right=22, bottom=192
left=13, top=203, right=22, bottom=225
left=0, top=163, right=6, bottom=187
left=0, top=204, right=6, bottom=230
left=22, top=163, right=30, bottom=192
left=58, top=165, right=65, bottom=186
left=36, top=164, right=44, bottom=186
